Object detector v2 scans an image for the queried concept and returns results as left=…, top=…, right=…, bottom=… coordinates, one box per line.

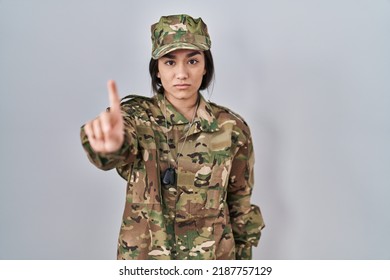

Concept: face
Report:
left=157, top=49, right=206, bottom=104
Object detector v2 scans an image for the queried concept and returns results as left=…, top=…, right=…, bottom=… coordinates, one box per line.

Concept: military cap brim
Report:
left=152, top=42, right=210, bottom=59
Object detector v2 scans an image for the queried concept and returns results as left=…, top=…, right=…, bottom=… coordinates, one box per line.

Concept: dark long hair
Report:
left=149, top=50, right=215, bottom=94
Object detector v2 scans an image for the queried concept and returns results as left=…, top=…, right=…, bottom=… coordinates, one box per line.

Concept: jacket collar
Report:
left=156, top=93, right=219, bottom=133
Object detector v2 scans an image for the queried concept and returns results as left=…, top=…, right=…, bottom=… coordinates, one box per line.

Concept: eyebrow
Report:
left=163, top=51, right=202, bottom=59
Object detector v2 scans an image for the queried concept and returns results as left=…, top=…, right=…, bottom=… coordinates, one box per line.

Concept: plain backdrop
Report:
left=1, top=0, right=389, bottom=259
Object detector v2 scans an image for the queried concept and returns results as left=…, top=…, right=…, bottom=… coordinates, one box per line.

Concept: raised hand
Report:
left=84, top=80, right=124, bottom=153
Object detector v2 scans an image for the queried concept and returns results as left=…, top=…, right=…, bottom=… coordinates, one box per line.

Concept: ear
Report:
left=157, top=72, right=161, bottom=78
left=203, top=69, right=206, bottom=75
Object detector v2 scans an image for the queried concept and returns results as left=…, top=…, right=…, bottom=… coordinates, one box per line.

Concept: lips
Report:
left=174, top=84, right=191, bottom=89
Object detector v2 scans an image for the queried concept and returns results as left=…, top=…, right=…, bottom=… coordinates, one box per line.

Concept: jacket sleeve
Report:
left=227, top=131, right=265, bottom=260
left=80, top=107, right=138, bottom=171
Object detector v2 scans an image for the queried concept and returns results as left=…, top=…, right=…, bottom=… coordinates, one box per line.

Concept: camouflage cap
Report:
left=151, top=14, right=211, bottom=59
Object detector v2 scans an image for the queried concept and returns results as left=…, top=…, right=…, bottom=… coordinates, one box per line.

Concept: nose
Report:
left=175, top=63, right=188, bottom=80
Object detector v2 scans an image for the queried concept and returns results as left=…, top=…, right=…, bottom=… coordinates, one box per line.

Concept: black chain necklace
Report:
left=161, top=95, right=199, bottom=186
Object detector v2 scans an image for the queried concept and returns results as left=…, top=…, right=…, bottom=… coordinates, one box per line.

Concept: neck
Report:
left=164, top=93, right=199, bottom=121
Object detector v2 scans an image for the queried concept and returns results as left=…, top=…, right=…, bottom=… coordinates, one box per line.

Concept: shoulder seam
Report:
left=209, top=101, right=247, bottom=123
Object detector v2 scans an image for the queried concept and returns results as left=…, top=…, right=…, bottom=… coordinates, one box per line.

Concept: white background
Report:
left=1, top=0, right=389, bottom=259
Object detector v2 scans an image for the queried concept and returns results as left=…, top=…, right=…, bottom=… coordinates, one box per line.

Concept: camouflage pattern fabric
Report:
left=151, top=14, right=211, bottom=59
left=80, top=93, right=265, bottom=260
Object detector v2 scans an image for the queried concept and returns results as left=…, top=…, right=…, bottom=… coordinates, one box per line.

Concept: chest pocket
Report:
left=176, top=165, right=228, bottom=219
left=176, top=124, right=234, bottom=218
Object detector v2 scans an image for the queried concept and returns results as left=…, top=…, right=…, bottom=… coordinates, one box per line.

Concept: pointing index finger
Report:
left=107, top=80, right=121, bottom=112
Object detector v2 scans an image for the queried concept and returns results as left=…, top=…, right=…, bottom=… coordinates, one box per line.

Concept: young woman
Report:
left=81, top=14, right=264, bottom=260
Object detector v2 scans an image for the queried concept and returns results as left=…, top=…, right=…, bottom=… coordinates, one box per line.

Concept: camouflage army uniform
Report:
left=80, top=93, right=265, bottom=260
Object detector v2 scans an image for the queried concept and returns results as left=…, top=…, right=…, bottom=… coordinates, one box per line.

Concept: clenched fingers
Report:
left=84, top=118, right=104, bottom=152
left=84, top=108, right=124, bottom=153
left=92, top=118, right=103, bottom=141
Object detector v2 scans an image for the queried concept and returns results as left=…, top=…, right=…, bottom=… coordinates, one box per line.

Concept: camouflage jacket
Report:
left=80, top=93, right=265, bottom=260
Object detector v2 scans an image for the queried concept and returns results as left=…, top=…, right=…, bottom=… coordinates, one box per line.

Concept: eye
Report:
left=188, top=59, right=198, bottom=65
left=164, top=60, right=175, bottom=66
